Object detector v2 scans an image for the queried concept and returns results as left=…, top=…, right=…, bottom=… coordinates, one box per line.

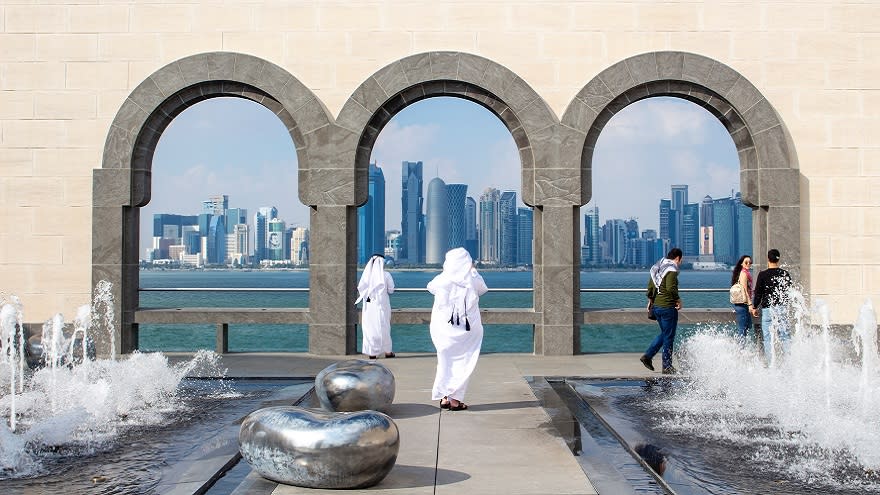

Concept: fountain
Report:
left=565, top=293, right=880, bottom=494
left=0, top=283, right=231, bottom=482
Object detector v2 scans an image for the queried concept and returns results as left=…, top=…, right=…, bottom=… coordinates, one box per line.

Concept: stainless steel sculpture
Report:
left=315, top=359, right=395, bottom=412
left=238, top=406, right=400, bottom=489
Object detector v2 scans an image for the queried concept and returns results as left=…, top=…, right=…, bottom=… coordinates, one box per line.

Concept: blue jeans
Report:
left=761, top=304, right=791, bottom=362
left=733, top=303, right=752, bottom=339
left=645, top=306, right=678, bottom=370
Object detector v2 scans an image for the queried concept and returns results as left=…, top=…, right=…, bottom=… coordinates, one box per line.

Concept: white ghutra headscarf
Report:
left=431, top=248, right=478, bottom=330
left=356, top=254, right=386, bottom=304
left=649, top=257, right=678, bottom=289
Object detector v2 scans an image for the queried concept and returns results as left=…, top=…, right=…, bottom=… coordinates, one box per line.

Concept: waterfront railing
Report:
left=135, top=287, right=736, bottom=353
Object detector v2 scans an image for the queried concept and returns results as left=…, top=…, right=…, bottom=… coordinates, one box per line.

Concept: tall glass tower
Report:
left=400, top=161, right=424, bottom=264
left=583, top=207, right=600, bottom=266
left=358, top=162, right=386, bottom=264
left=682, top=202, right=700, bottom=257
left=425, top=177, right=448, bottom=264
left=446, top=184, right=468, bottom=251
left=479, top=188, right=500, bottom=264
left=464, top=196, right=478, bottom=260
left=517, top=207, right=533, bottom=266
left=499, top=191, right=518, bottom=265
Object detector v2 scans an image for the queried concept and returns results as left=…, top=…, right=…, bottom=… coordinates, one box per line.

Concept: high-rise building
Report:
left=735, top=193, right=753, bottom=259
left=226, top=208, right=247, bottom=234
left=202, top=194, right=228, bottom=216
left=517, top=207, right=533, bottom=266
left=582, top=207, right=600, bottom=266
left=499, top=191, right=518, bottom=265
left=227, top=223, right=249, bottom=265
left=446, top=184, right=468, bottom=251
left=479, top=188, right=501, bottom=264
left=700, top=195, right=714, bottom=258
left=712, top=196, right=735, bottom=265
left=682, top=202, right=700, bottom=258
left=290, top=227, right=309, bottom=266
left=425, top=177, right=448, bottom=264
left=604, top=219, right=627, bottom=265
left=255, top=206, right=278, bottom=262
left=206, top=215, right=226, bottom=265
left=358, top=162, right=386, bottom=264
left=267, top=218, right=286, bottom=261
left=400, top=161, right=425, bottom=264
left=464, top=196, right=478, bottom=260
left=658, top=199, right=671, bottom=241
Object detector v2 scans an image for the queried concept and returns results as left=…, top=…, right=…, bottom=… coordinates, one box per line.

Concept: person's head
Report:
left=768, top=248, right=781, bottom=264
left=442, top=247, right=474, bottom=281
left=634, top=443, right=667, bottom=476
left=666, top=248, right=683, bottom=265
left=732, top=255, right=752, bottom=284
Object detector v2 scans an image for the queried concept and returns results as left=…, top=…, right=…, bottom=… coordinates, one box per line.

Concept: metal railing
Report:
left=135, top=286, right=736, bottom=353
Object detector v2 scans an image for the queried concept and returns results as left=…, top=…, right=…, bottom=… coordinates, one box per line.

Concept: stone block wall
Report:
left=0, top=1, right=877, bottom=341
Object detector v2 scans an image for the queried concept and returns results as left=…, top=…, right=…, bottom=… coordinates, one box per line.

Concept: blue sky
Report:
left=141, top=96, right=738, bottom=252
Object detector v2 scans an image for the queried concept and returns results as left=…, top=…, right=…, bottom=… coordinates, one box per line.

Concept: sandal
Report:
left=384, top=352, right=396, bottom=358
left=448, top=401, right=468, bottom=411
left=367, top=355, right=378, bottom=359
left=439, top=396, right=450, bottom=409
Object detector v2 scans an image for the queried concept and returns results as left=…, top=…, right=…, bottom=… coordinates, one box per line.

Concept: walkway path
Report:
left=183, top=352, right=654, bottom=495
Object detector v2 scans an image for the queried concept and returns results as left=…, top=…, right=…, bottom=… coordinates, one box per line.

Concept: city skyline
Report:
left=140, top=96, right=739, bottom=254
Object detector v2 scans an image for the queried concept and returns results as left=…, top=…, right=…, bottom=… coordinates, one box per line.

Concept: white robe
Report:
left=427, top=256, right=488, bottom=402
left=358, top=258, right=395, bottom=357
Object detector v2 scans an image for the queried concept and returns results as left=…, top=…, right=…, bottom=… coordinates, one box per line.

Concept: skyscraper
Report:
left=464, top=196, right=478, bottom=260
left=267, top=218, right=285, bottom=261
left=446, top=183, right=468, bottom=251
left=202, top=194, right=228, bottom=216
left=290, top=227, right=309, bottom=266
left=499, top=191, right=518, bottom=265
left=658, top=199, right=671, bottom=241
left=206, top=215, right=226, bottom=265
left=400, top=161, right=425, bottom=264
left=358, top=162, right=386, bottom=264
left=583, top=207, right=600, bottom=266
left=735, top=192, right=753, bottom=259
left=700, top=195, right=714, bottom=258
left=255, top=206, right=278, bottom=262
left=425, top=177, right=448, bottom=264
left=517, top=207, right=533, bottom=265
left=479, top=188, right=501, bottom=264
left=682, top=202, right=700, bottom=257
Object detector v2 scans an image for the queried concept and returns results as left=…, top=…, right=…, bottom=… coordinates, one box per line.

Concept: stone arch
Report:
left=92, top=51, right=332, bottom=357
left=336, top=52, right=581, bottom=355
left=562, top=51, right=800, bottom=270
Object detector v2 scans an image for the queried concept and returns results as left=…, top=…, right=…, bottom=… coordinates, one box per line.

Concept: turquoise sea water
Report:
left=138, top=269, right=736, bottom=354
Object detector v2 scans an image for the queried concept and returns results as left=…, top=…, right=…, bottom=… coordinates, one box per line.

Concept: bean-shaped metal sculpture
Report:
left=315, top=359, right=395, bottom=412
left=238, top=406, right=399, bottom=489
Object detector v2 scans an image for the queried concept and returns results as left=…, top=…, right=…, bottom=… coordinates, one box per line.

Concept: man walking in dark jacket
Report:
left=640, top=248, right=683, bottom=374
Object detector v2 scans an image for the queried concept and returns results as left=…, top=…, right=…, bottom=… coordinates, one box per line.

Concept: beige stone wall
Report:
left=1, top=1, right=878, bottom=322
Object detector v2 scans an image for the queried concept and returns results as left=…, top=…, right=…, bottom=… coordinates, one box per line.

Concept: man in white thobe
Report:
left=427, top=247, right=488, bottom=411
left=356, top=254, right=395, bottom=359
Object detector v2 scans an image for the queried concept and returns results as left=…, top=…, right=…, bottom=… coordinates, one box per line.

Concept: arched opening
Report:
left=358, top=96, right=531, bottom=352
left=339, top=52, right=564, bottom=355
left=93, top=52, right=330, bottom=356
left=580, top=96, right=746, bottom=352
left=564, top=51, right=800, bottom=355
left=137, top=96, right=307, bottom=352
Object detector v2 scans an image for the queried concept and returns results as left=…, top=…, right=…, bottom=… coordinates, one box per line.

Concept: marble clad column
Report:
left=535, top=205, right=581, bottom=355
left=308, top=205, right=358, bottom=355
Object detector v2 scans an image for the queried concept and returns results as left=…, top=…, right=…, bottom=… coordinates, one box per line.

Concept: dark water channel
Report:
left=548, top=378, right=880, bottom=495
left=0, top=378, right=311, bottom=495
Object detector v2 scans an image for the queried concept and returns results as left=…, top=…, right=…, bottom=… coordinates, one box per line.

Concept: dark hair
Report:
left=768, top=248, right=780, bottom=263
left=372, top=253, right=385, bottom=258
left=731, top=255, right=751, bottom=285
left=666, top=248, right=683, bottom=260
left=634, top=443, right=666, bottom=475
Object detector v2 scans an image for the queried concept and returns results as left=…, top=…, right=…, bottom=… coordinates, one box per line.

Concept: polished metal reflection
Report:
left=24, top=328, right=95, bottom=369
left=239, top=406, right=400, bottom=489
left=315, top=359, right=395, bottom=412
